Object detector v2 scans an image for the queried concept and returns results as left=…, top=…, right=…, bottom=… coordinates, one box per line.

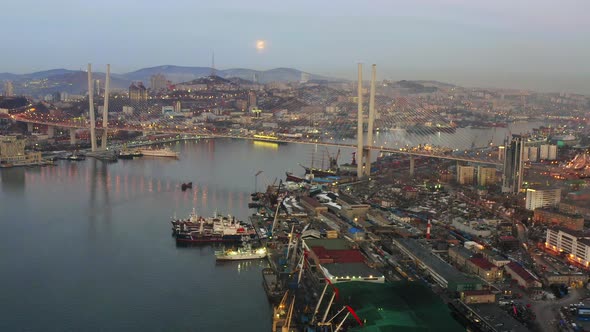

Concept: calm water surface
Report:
left=0, top=139, right=316, bottom=332
left=0, top=123, right=545, bottom=331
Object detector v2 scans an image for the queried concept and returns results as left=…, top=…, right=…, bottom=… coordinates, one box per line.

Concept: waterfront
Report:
left=0, top=138, right=300, bottom=332
left=0, top=122, right=548, bottom=331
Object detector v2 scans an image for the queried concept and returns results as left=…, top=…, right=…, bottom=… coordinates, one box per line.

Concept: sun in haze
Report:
left=256, top=40, right=266, bottom=52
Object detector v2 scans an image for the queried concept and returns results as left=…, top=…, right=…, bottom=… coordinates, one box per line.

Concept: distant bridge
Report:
left=14, top=115, right=502, bottom=166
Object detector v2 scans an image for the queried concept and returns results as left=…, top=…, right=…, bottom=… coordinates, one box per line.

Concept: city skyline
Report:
left=2, top=0, right=590, bottom=93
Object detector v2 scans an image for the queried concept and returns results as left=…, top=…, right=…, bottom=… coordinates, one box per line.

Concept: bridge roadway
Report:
left=14, top=116, right=502, bottom=166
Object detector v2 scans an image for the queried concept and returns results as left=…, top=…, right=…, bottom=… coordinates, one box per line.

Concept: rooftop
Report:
left=396, top=238, right=479, bottom=285
left=449, top=245, right=473, bottom=260
left=311, top=247, right=366, bottom=263
left=469, top=303, right=530, bottom=332
left=469, top=257, right=496, bottom=270
left=304, top=238, right=354, bottom=251
left=300, top=196, right=322, bottom=208
left=506, top=262, right=539, bottom=283
left=335, top=282, right=464, bottom=332
left=461, top=289, right=494, bottom=296
left=322, top=262, right=381, bottom=279
left=549, top=226, right=590, bottom=238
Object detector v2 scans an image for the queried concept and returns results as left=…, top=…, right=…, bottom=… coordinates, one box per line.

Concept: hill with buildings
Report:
left=0, top=66, right=338, bottom=97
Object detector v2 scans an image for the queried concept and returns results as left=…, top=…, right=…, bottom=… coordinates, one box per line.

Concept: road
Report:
left=532, top=288, right=589, bottom=332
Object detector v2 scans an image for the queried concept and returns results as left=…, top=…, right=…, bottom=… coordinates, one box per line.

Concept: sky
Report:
left=2, top=0, right=589, bottom=93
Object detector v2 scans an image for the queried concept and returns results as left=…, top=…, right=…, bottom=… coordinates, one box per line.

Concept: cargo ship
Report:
left=262, top=268, right=284, bottom=303
left=139, top=147, right=179, bottom=158
left=172, top=209, right=257, bottom=244
left=215, top=241, right=267, bottom=261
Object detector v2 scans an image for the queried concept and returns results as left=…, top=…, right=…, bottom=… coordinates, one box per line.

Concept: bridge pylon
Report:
left=356, top=63, right=364, bottom=178
left=87, top=64, right=97, bottom=152
left=356, top=64, right=377, bottom=178
left=101, top=64, right=110, bottom=150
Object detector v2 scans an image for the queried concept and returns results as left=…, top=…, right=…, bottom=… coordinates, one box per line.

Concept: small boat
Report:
left=118, top=149, right=143, bottom=159
left=67, top=152, right=86, bottom=161
left=181, top=182, right=193, bottom=191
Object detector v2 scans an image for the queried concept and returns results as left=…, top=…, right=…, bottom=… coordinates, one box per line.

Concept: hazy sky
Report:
left=2, top=0, right=589, bottom=93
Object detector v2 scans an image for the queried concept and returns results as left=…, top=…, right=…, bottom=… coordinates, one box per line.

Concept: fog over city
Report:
left=2, top=0, right=589, bottom=93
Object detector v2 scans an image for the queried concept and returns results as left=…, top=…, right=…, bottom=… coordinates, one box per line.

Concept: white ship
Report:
left=139, top=147, right=179, bottom=158
left=215, top=241, right=267, bottom=261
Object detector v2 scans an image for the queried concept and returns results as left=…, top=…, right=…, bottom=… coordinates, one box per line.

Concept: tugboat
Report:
left=215, top=240, right=267, bottom=261
left=67, top=152, right=86, bottom=161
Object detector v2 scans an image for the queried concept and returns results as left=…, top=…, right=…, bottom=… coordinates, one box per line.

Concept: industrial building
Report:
left=392, top=238, right=483, bottom=293
left=448, top=246, right=503, bottom=282
left=504, top=262, right=542, bottom=289
left=302, top=238, right=384, bottom=285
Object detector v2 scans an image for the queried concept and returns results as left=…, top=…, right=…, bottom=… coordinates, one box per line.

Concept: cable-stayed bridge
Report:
left=12, top=63, right=507, bottom=177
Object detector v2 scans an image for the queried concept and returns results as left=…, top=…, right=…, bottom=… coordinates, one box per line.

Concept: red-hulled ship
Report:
left=285, top=172, right=308, bottom=183
left=172, top=209, right=258, bottom=244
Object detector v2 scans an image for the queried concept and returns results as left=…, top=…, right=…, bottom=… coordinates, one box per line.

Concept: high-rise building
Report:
left=528, top=146, right=538, bottom=162
left=457, top=165, right=475, bottom=185
left=477, top=166, right=496, bottom=187
left=129, top=82, right=148, bottom=102
left=94, top=79, right=101, bottom=96
left=150, top=74, right=168, bottom=92
left=502, top=135, right=525, bottom=193
left=540, top=144, right=558, bottom=160
left=3, top=81, right=14, bottom=97
left=497, top=145, right=505, bottom=161
left=248, top=91, right=257, bottom=110
left=525, top=188, right=561, bottom=211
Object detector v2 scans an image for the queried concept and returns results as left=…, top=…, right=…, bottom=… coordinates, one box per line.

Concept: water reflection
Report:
left=0, top=168, right=26, bottom=195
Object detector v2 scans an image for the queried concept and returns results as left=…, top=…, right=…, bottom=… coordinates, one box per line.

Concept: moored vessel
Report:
left=215, top=241, right=267, bottom=261
left=118, top=149, right=143, bottom=159
left=140, top=147, right=179, bottom=158
left=172, top=209, right=258, bottom=244
left=67, top=152, right=86, bottom=161
left=262, top=267, right=284, bottom=303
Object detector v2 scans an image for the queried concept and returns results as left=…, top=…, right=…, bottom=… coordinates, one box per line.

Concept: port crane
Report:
left=273, top=291, right=297, bottom=332
left=269, top=180, right=284, bottom=240
left=310, top=279, right=363, bottom=331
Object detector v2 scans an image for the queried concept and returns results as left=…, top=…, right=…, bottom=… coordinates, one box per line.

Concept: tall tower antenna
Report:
left=211, top=50, right=216, bottom=77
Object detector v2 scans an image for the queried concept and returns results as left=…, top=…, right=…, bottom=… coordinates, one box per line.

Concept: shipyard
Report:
left=2, top=14, right=590, bottom=330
